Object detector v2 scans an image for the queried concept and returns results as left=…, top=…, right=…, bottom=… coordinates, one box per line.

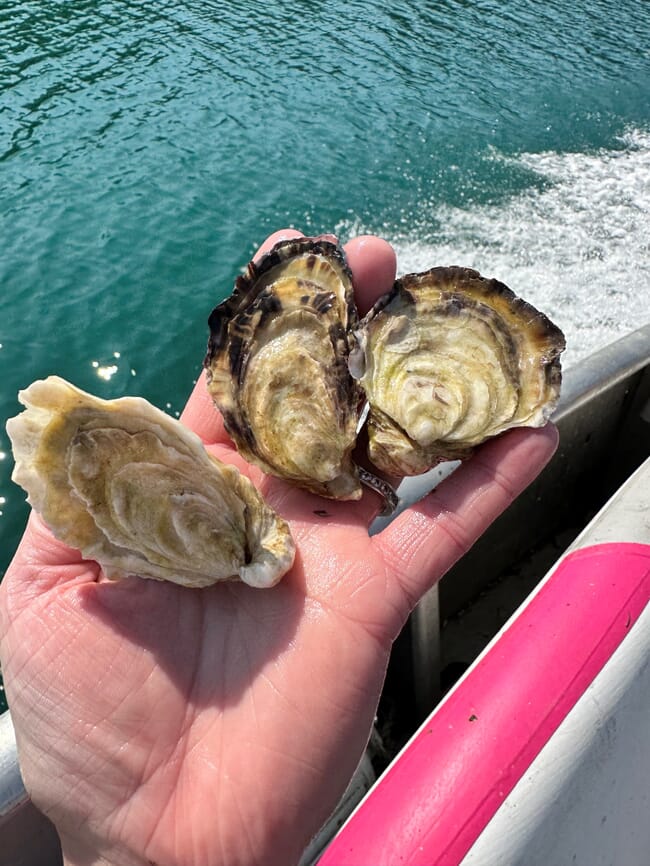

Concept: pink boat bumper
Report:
left=320, top=458, right=650, bottom=866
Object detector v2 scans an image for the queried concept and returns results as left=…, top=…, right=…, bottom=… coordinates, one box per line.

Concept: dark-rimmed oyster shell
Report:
left=205, top=239, right=565, bottom=503
left=205, top=237, right=366, bottom=501
left=351, top=266, right=565, bottom=476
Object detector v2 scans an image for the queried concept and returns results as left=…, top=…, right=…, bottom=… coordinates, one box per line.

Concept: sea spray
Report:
left=340, top=130, right=650, bottom=370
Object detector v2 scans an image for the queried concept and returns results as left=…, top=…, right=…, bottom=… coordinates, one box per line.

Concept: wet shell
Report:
left=6, top=377, right=295, bottom=588
left=351, top=267, right=565, bottom=476
left=205, top=237, right=364, bottom=501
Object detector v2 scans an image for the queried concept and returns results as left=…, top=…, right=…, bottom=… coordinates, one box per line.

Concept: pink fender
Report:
left=319, top=542, right=650, bottom=866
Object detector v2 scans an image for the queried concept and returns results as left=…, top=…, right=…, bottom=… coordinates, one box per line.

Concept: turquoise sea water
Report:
left=1, top=0, right=649, bottom=589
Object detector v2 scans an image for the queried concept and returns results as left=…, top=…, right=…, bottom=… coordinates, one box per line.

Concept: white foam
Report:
left=341, top=129, right=650, bottom=369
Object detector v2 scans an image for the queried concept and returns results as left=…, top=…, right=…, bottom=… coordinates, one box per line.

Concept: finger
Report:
left=0, top=512, right=100, bottom=617
left=343, top=235, right=399, bottom=520
left=253, top=227, right=306, bottom=258
left=343, top=235, right=400, bottom=516
left=373, top=424, right=559, bottom=610
left=344, top=235, right=397, bottom=315
left=180, top=229, right=306, bottom=444
left=179, top=369, right=226, bottom=446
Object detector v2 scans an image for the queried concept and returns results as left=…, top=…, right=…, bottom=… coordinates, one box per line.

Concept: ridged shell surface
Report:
left=205, top=238, right=363, bottom=500
left=351, top=267, right=566, bottom=475
left=6, top=377, right=295, bottom=588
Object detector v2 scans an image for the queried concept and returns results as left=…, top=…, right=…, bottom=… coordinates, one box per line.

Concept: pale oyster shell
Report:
left=205, top=237, right=365, bottom=501
left=6, top=376, right=295, bottom=589
left=351, top=267, right=565, bottom=476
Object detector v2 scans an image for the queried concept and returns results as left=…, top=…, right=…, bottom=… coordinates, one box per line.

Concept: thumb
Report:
left=1, top=511, right=100, bottom=613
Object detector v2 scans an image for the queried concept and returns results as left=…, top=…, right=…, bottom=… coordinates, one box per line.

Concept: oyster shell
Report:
left=351, top=267, right=565, bottom=476
left=205, top=239, right=565, bottom=499
left=6, top=376, right=295, bottom=589
left=205, top=237, right=365, bottom=501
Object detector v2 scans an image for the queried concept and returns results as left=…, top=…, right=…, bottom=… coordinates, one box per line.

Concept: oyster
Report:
left=6, top=376, right=295, bottom=589
left=351, top=267, right=565, bottom=476
left=205, top=239, right=565, bottom=499
left=205, top=237, right=365, bottom=501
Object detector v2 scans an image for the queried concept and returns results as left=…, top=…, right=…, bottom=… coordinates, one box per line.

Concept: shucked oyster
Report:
left=351, top=267, right=565, bottom=476
left=205, top=237, right=365, bottom=501
left=6, top=377, right=295, bottom=588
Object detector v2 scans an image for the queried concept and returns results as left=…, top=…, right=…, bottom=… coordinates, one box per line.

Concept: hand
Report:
left=0, top=230, right=559, bottom=866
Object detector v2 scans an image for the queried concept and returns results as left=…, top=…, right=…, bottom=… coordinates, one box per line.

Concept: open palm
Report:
left=0, top=231, right=558, bottom=866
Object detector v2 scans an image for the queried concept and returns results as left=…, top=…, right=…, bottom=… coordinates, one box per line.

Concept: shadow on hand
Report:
left=78, top=553, right=306, bottom=710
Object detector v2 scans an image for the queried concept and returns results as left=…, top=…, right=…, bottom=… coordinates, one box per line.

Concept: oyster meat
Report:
left=6, top=376, right=295, bottom=588
left=351, top=267, right=566, bottom=476
left=205, top=237, right=364, bottom=501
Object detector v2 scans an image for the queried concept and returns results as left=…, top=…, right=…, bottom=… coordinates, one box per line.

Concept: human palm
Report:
left=0, top=231, right=558, bottom=866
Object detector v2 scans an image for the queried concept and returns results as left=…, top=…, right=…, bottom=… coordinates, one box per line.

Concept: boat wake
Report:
left=340, top=129, right=650, bottom=369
